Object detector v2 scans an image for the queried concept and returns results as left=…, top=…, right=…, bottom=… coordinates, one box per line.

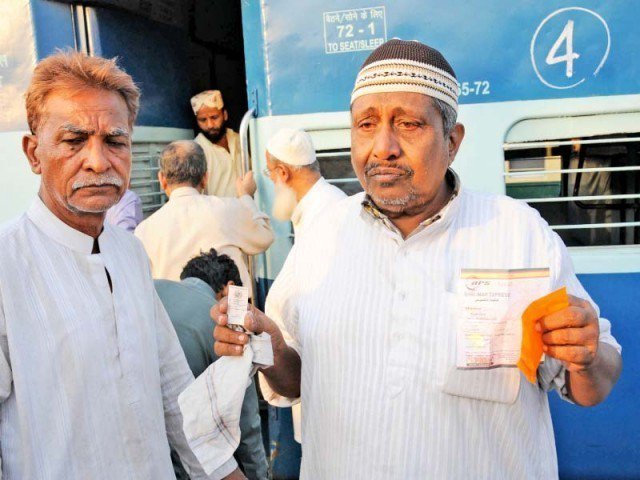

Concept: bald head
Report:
left=159, top=140, right=207, bottom=187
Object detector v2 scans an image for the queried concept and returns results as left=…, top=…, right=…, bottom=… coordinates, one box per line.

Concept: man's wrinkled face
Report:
left=28, top=88, right=131, bottom=218
left=196, top=105, right=228, bottom=143
left=350, top=92, right=462, bottom=217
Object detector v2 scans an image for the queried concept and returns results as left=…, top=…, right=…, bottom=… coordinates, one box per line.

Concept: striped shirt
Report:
left=0, top=197, right=235, bottom=479
left=262, top=175, right=621, bottom=479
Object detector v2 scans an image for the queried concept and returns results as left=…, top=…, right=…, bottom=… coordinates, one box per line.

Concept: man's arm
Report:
left=152, top=291, right=245, bottom=479
left=538, top=295, right=622, bottom=406
left=231, top=172, right=274, bottom=255
left=213, top=299, right=301, bottom=398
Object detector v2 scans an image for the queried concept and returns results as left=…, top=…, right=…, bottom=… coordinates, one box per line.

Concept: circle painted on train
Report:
left=530, top=7, right=610, bottom=90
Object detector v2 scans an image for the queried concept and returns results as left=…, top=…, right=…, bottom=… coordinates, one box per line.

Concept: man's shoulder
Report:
left=461, top=189, right=545, bottom=224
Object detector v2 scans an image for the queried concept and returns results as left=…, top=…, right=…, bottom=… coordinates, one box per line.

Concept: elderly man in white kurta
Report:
left=0, top=51, right=244, bottom=479
left=212, top=40, right=622, bottom=479
left=192, top=90, right=243, bottom=197
left=135, top=140, right=273, bottom=291
left=263, top=127, right=346, bottom=442
left=265, top=128, right=346, bottom=240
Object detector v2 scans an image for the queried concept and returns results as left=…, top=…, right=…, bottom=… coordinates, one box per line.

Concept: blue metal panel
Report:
left=241, top=0, right=640, bottom=117
left=88, top=7, right=193, bottom=128
left=30, top=0, right=76, bottom=58
left=551, top=273, right=640, bottom=479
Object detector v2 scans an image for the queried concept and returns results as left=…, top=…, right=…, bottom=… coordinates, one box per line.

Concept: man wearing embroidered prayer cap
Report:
left=264, top=128, right=346, bottom=240
left=192, top=90, right=245, bottom=197
left=211, top=39, right=622, bottom=478
left=0, top=50, right=244, bottom=479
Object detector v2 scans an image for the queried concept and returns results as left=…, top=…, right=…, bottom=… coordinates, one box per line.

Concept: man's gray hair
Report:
left=432, top=97, right=457, bottom=136
left=159, top=140, right=207, bottom=186
left=273, top=158, right=321, bottom=174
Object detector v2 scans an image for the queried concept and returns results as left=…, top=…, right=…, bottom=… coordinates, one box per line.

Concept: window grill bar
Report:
left=130, top=179, right=160, bottom=187
left=551, top=221, right=640, bottom=230
left=504, top=136, right=640, bottom=151
left=523, top=193, right=640, bottom=203
left=505, top=165, right=640, bottom=177
left=137, top=191, right=167, bottom=199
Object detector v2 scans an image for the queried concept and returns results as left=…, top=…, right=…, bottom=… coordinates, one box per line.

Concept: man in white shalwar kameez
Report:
left=0, top=51, right=244, bottom=479
left=192, top=90, right=243, bottom=198
left=263, top=127, right=346, bottom=442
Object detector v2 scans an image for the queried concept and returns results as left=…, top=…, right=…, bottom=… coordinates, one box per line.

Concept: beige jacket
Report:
left=135, top=187, right=273, bottom=290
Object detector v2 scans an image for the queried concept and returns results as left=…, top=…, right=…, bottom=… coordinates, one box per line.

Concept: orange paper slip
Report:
left=517, top=287, right=570, bottom=384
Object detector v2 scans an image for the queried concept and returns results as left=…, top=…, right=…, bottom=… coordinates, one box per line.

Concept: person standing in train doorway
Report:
left=192, top=90, right=243, bottom=197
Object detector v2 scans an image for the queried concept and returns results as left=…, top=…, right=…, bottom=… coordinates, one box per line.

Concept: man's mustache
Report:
left=364, top=163, right=414, bottom=176
left=72, top=175, right=124, bottom=191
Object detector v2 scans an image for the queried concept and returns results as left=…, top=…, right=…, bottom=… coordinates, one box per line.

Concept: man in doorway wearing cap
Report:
left=265, top=128, right=346, bottom=239
left=212, top=40, right=622, bottom=478
left=264, top=128, right=346, bottom=444
left=192, top=90, right=242, bottom=197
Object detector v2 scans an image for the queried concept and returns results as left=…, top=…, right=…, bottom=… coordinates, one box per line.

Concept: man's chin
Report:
left=68, top=194, right=120, bottom=215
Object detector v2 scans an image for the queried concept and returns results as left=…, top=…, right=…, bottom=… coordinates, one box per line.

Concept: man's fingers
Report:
left=243, top=308, right=265, bottom=334
left=539, top=305, right=591, bottom=332
left=543, top=345, right=595, bottom=366
left=542, top=327, right=597, bottom=346
left=210, top=298, right=229, bottom=326
left=214, top=341, right=245, bottom=357
left=213, top=325, right=250, bottom=345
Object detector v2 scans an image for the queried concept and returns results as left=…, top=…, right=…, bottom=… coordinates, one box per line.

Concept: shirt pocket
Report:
left=440, top=291, right=521, bottom=404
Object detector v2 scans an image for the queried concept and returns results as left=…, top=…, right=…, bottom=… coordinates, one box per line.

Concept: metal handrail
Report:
left=239, top=108, right=258, bottom=302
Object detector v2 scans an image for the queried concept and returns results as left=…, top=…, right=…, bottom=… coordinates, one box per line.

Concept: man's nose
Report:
left=371, top=123, right=401, bottom=161
left=205, top=119, right=216, bottom=130
left=83, top=138, right=111, bottom=173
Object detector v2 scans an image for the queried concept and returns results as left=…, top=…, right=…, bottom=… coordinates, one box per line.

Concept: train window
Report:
left=316, top=148, right=363, bottom=196
left=504, top=119, right=640, bottom=247
left=131, top=142, right=168, bottom=218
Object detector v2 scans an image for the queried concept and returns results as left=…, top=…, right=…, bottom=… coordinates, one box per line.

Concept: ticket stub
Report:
left=456, top=268, right=550, bottom=369
left=227, top=285, right=249, bottom=331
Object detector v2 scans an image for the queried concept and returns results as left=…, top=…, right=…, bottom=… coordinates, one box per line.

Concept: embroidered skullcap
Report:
left=266, top=128, right=316, bottom=167
left=190, top=90, right=224, bottom=115
left=351, top=39, right=459, bottom=112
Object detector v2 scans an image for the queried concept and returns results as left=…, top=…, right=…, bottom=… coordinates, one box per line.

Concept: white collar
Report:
left=27, top=196, right=104, bottom=254
left=290, top=177, right=327, bottom=229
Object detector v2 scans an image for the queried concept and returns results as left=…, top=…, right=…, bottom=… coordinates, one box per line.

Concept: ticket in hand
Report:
left=227, top=285, right=249, bottom=331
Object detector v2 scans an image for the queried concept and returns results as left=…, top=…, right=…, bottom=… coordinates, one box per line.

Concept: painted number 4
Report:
left=546, top=20, right=580, bottom=78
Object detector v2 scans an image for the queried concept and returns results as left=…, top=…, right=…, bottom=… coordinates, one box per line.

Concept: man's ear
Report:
left=23, top=134, right=42, bottom=174
left=279, top=164, right=292, bottom=183
left=223, top=109, right=229, bottom=122
left=200, top=172, right=209, bottom=192
left=447, top=123, right=465, bottom=166
left=158, top=171, right=168, bottom=192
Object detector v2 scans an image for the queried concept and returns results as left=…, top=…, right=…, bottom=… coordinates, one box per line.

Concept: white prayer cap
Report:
left=190, top=90, right=224, bottom=115
left=266, top=128, right=316, bottom=166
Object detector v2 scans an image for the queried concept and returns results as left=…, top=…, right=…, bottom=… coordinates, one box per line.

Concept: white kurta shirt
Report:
left=195, top=130, right=242, bottom=198
left=135, top=187, right=273, bottom=290
left=291, top=177, right=346, bottom=239
left=263, top=178, right=621, bottom=479
left=0, top=197, right=236, bottom=479
left=289, top=176, right=346, bottom=442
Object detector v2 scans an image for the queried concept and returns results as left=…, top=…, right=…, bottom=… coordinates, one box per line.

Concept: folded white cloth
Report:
left=178, top=332, right=274, bottom=475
